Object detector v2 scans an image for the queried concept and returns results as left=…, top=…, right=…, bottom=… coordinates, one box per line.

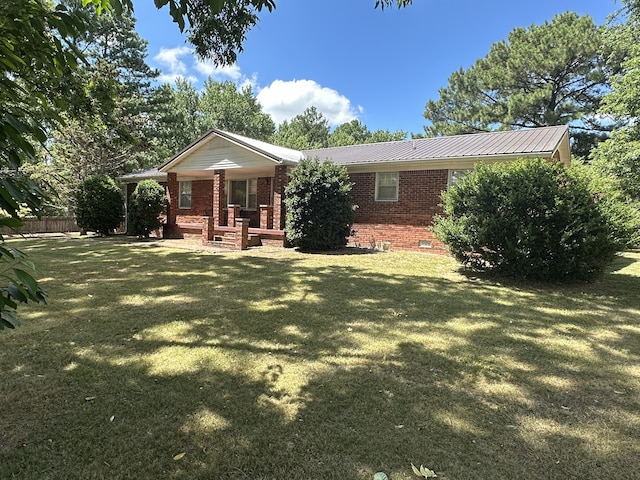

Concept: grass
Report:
left=1, top=234, right=639, bottom=480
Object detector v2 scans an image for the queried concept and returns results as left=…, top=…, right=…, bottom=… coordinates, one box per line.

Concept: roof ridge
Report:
left=304, top=125, right=568, bottom=154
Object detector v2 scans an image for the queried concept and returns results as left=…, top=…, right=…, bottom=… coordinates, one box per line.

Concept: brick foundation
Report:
left=349, top=222, right=448, bottom=254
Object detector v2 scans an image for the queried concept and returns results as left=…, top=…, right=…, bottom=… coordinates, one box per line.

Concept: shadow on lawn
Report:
left=1, top=237, right=639, bottom=479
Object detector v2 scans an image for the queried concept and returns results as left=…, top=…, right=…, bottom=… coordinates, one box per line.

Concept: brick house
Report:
left=120, top=125, right=570, bottom=252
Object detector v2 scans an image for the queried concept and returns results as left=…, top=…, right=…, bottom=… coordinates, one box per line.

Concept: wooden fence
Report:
left=0, top=216, right=80, bottom=235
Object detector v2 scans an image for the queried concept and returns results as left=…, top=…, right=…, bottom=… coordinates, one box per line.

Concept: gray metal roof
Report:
left=119, top=125, right=570, bottom=183
left=220, top=129, right=304, bottom=164
left=303, top=125, right=569, bottom=166
left=119, top=167, right=167, bottom=183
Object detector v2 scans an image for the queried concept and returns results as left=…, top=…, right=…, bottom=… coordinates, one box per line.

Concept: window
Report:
left=178, top=181, right=192, bottom=209
left=449, top=169, right=472, bottom=186
left=376, top=172, right=399, bottom=201
left=229, top=179, right=258, bottom=210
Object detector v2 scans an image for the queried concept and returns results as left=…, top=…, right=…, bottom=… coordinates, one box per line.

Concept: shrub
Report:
left=285, top=158, right=355, bottom=250
left=128, top=180, right=165, bottom=238
left=433, top=158, right=618, bottom=281
left=571, top=160, right=640, bottom=249
left=75, top=175, right=124, bottom=235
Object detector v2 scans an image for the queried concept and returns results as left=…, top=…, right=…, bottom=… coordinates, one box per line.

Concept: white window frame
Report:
left=178, top=181, right=192, bottom=209
left=448, top=169, right=472, bottom=186
left=228, top=178, right=258, bottom=210
left=375, top=172, right=399, bottom=202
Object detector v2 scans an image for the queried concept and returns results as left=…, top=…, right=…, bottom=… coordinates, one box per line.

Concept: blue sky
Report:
left=132, top=0, right=618, bottom=137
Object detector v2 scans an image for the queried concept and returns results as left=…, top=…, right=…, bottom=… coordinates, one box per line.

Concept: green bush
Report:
left=571, top=160, right=640, bottom=249
left=285, top=158, right=355, bottom=250
left=75, top=175, right=124, bottom=236
left=128, top=180, right=166, bottom=238
left=433, top=159, right=618, bottom=281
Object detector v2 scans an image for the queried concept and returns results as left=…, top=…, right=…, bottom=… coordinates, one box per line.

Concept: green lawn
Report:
left=1, top=235, right=639, bottom=479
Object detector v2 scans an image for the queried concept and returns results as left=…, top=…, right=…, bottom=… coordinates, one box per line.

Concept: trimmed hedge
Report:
left=75, top=175, right=124, bottom=236
left=285, top=158, right=355, bottom=250
left=433, top=159, right=618, bottom=281
left=128, top=180, right=166, bottom=238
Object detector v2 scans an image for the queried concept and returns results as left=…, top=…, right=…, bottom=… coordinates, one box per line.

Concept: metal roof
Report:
left=119, top=167, right=166, bottom=183
left=214, top=129, right=304, bottom=164
left=303, top=125, right=569, bottom=166
left=119, top=125, right=570, bottom=183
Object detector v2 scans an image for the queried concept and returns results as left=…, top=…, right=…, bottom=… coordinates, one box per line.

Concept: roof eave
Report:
left=340, top=150, right=557, bottom=168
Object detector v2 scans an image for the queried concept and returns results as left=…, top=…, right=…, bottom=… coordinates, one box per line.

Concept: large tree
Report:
left=423, top=12, right=615, bottom=157
left=272, top=107, right=331, bottom=150
left=590, top=0, right=640, bottom=209
left=0, top=0, right=87, bottom=328
left=50, top=2, right=161, bottom=176
left=328, top=119, right=406, bottom=147
left=199, top=80, right=275, bottom=140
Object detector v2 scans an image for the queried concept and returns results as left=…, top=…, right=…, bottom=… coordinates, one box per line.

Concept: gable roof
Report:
left=303, top=125, right=570, bottom=166
left=159, top=128, right=304, bottom=172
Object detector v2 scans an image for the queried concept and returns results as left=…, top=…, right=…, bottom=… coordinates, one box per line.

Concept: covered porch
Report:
left=166, top=166, right=291, bottom=249
left=159, top=128, right=302, bottom=249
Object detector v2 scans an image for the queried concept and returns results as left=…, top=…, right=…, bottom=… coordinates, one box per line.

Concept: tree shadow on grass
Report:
left=1, top=238, right=639, bottom=479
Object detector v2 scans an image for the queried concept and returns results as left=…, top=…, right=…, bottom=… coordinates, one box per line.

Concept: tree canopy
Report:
left=84, top=0, right=411, bottom=65
left=328, top=120, right=406, bottom=147
left=0, top=0, right=86, bottom=327
left=272, top=107, right=330, bottom=150
left=589, top=0, right=640, bottom=220
left=423, top=12, right=614, bottom=157
left=200, top=80, right=275, bottom=140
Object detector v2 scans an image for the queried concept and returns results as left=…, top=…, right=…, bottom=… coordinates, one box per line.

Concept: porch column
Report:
left=235, top=218, right=250, bottom=250
left=163, top=172, right=179, bottom=238
left=273, top=165, right=289, bottom=230
left=259, top=205, right=273, bottom=229
left=227, top=204, right=241, bottom=227
left=202, top=216, right=215, bottom=245
left=213, top=169, right=226, bottom=227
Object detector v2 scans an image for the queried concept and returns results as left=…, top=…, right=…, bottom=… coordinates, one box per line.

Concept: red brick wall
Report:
left=213, top=170, right=226, bottom=226
left=177, top=179, right=213, bottom=217
left=348, top=169, right=449, bottom=252
left=159, top=167, right=452, bottom=252
left=163, top=179, right=212, bottom=238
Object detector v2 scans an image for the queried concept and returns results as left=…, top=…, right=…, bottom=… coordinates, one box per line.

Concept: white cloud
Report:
left=239, top=73, right=258, bottom=91
left=256, top=79, right=359, bottom=126
left=150, top=52, right=359, bottom=126
left=194, top=60, right=243, bottom=81
left=157, top=73, right=199, bottom=84
left=153, top=47, right=255, bottom=89
left=154, top=46, right=192, bottom=76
